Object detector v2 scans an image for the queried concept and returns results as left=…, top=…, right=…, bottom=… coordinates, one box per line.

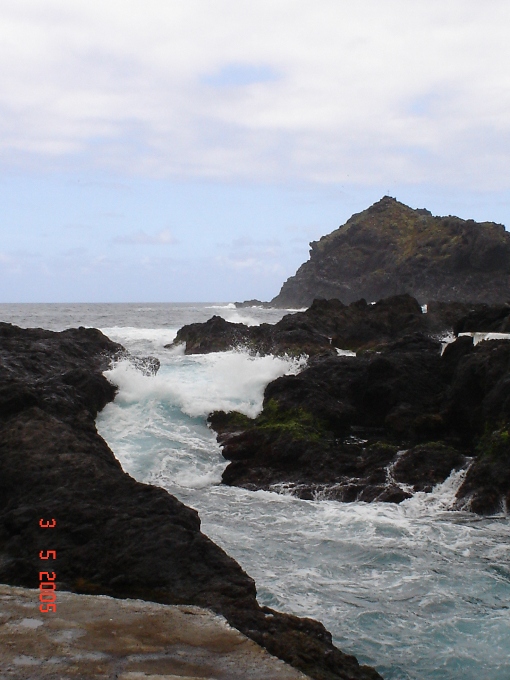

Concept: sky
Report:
left=1, top=0, right=510, bottom=302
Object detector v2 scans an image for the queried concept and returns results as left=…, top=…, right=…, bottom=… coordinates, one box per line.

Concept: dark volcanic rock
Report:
left=234, top=299, right=271, bottom=308
left=170, top=315, right=252, bottom=354
left=0, top=322, right=382, bottom=680
left=270, top=196, right=510, bottom=307
left=454, top=427, right=510, bottom=514
left=170, top=293, right=459, bottom=357
left=211, top=334, right=510, bottom=513
left=453, top=303, right=510, bottom=334
left=172, top=293, right=510, bottom=512
left=392, top=443, right=466, bottom=493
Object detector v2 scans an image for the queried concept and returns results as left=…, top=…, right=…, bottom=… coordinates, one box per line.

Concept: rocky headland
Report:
left=170, top=296, right=510, bottom=514
left=248, top=196, right=510, bottom=308
left=0, top=322, right=381, bottom=680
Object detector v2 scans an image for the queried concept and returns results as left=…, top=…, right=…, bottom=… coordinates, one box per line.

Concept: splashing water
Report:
left=96, top=328, right=510, bottom=680
left=1, top=302, right=507, bottom=678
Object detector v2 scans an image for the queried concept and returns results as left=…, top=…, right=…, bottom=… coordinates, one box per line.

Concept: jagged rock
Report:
left=453, top=303, right=510, bottom=334
left=170, top=315, right=253, bottom=354
left=0, top=322, right=382, bottom=680
left=234, top=299, right=271, bottom=308
left=454, top=427, right=510, bottom=514
left=210, top=335, right=510, bottom=513
left=169, top=293, right=464, bottom=357
left=270, top=196, right=510, bottom=307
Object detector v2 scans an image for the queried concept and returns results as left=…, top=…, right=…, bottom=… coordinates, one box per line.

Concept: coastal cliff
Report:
left=0, top=322, right=381, bottom=680
left=270, top=196, right=510, bottom=307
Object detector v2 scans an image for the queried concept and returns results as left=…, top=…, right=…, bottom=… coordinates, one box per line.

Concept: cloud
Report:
left=112, top=229, right=177, bottom=245
left=216, top=235, right=284, bottom=273
left=0, top=1, right=510, bottom=188
left=201, top=63, right=279, bottom=87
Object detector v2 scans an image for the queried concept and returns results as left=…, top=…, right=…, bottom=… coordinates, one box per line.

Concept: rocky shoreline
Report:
left=171, top=296, right=510, bottom=515
left=0, top=322, right=381, bottom=680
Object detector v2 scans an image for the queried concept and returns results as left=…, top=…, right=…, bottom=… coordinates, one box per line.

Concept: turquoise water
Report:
left=1, top=302, right=509, bottom=679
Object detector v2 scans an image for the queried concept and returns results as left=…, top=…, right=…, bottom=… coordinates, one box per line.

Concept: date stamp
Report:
left=39, top=518, right=57, bottom=613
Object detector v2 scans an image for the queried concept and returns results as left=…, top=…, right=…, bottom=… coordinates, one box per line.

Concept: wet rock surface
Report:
left=210, top=332, right=510, bottom=514
left=0, top=323, right=382, bottom=680
left=453, top=302, right=510, bottom=334
left=170, top=294, right=485, bottom=357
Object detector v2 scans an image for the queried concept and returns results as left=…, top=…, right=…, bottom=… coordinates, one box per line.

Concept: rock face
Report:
left=0, top=322, right=381, bottom=680
left=171, top=294, right=482, bottom=356
left=210, top=332, right=510, bottom=514
left=270, top=196, right=510, bottom=307
left=170, top=293, right=493, bottom=357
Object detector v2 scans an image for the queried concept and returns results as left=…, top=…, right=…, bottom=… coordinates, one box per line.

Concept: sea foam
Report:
left=104, top=350, right=306, bottom=419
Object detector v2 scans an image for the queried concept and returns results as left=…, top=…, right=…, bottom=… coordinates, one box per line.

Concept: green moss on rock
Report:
left=476, top=426, right=510, bottom=461
left=255, top=399, right=329, bottom=442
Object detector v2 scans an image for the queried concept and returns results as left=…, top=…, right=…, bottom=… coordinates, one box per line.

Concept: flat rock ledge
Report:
left=0, top=584, right=309, bottom=680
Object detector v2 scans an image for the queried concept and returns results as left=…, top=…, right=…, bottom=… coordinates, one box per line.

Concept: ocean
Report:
left=1, top=302, right=509, bottom=680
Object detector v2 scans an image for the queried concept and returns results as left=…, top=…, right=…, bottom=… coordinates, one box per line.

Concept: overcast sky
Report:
left=1, top=0, right=510, bottom=302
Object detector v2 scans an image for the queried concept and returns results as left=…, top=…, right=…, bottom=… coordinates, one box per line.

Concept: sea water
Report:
left=1, top=302, right=509, bottom=680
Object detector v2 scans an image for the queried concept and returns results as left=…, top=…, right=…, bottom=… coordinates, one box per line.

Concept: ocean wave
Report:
left=104, top=350, right=306, bottom=419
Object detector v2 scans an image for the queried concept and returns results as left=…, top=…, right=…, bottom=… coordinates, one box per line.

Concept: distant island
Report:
left=237, top=196, right=510, bottom=308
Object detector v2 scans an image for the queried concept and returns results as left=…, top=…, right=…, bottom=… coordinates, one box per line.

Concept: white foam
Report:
left=336, top=348, right=356, bottom=357
left=206, top=303, right=236, bottom=309
left=219, top=310, right=261, bottom=326
left=401, top=464, right=472, bottom=517
left=104, top=350, right=306, bottom=419
left=101, top=326, right=178, bottom=347
left=459, top=331, right=510, bottom=345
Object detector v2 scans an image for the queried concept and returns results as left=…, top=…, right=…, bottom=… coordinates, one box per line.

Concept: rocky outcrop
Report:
left=234, top=299, right=272, bottom=308
left=270, top=196, right=510, bottom=307
left=210, top=333, right=510, bottom=514
left=453, top=303, right=510, bottom=334
left=169, top=293, right=510, bottom=513
left=169, top=294, right=502, bottom=357
left=0, top=322, right=382, bottom=680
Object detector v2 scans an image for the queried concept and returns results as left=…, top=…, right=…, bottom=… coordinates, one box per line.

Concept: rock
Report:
left=170, top=315, right=252, bottom=354
left=210, top=334, right=510, bottom=513
left=0, top=322, right=382, bottom=680
left=270, top=196, right=510, bottom=307
left=327, top=294, right=425, bottom=349
left=453, top=303, right=510, bottom=334
left=235, top=299, right=271, bottom=308
left=392, top=443, right=466, bottom=493
left=425, top=301, right=488, bottom=335
left=169, top=293, right=460, bottom=357
left=0, top=584, right=310, bottom=680
left=455, top=427, right=510, bottom=514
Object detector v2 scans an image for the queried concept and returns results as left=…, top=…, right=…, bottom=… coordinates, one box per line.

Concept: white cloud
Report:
left=112, top=229, right=177, bottom=245
left=0, top=1, right=510, bottom=188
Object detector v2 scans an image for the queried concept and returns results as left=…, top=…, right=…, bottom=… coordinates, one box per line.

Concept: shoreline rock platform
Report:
left=0, top=322, right=382, bottom=680
left=0, top=584, right=310, bottom=679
